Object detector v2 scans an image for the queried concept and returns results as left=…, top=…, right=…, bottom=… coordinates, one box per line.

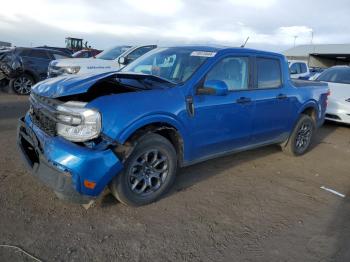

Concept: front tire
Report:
left=282, top=114, right=315, bottom=156
left=10, top=73, right=35, bottom=95
left=110, top=133, right=177, bottom=206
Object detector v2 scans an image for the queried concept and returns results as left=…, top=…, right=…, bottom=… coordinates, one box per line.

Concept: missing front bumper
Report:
left=17, top=117, right=94, bottom=204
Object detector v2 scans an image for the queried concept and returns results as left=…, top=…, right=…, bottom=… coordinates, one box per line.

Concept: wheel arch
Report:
left=116, top=115, right=188, bottom=166
left=298, top=100, right=319, bottom=123
left=22, top=70, right=39, bottom=82
left=282, top=101, right=319, bottom=147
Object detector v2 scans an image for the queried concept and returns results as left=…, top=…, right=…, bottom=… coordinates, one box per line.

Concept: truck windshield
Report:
left=96, top=46, right=131, bottom=60
left=122, top=47, right=214, bottom=84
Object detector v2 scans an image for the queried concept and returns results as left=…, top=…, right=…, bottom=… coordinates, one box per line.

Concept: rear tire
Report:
left=10, top=73, right=35, bottom=95
left=110, top=133, right=177, bottom=206
left=282, top=114, right=315, bottom=156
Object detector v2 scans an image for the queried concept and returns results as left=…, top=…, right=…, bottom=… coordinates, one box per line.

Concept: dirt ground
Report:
left=0, top=93, right=350, bottom=262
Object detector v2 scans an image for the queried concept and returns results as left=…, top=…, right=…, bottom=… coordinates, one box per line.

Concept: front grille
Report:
left=29, top=93, right=61, bottom=136
left=30, top=106, right=56, bottom=136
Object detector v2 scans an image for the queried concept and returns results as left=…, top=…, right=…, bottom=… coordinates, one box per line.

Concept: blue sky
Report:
left=0, top=0, right=349, bottom=51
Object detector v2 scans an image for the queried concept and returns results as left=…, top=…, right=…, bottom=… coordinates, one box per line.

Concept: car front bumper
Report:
left=17, top=115, right=123, bottom=204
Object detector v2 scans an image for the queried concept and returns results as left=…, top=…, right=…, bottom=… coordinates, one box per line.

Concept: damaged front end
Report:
left=16, top=73, right=140, bottom=203
left=17, top=70, right=174, bottom=203
left=0, top=49, right=23, bottom=81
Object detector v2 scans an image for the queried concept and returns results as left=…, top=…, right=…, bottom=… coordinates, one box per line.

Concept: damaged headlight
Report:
left=48, top=64, right=80, bottom=77
left=64, top=66, right=81, bottom=74
left=56, top=101, right=101, bottom=142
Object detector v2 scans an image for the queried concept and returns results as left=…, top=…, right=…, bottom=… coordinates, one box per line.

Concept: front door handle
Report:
left=276, top=94, right=288, bottom=100
left=236, top=97, right=252, bottom=104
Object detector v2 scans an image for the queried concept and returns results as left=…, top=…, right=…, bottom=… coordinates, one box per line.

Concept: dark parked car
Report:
left=36, top=46, right=73, bottom=56
left=0, top=47, right=71, bottom=95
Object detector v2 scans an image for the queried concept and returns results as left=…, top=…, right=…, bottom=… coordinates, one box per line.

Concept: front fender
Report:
left=116, top=113, right=191, bottom=163
left=117, top=113, right=187, bottom=143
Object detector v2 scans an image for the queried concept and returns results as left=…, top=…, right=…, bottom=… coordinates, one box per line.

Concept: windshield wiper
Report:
left=145, top=74, right=177, bottom=85
left=114, top=77, right=153, bottom=90
left=114, top=72, right=177, bottom=89
left=135, top=78, right=153, bottom=89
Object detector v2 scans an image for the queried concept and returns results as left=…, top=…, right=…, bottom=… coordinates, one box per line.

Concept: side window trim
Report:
left=202, top=54, right=253, bottom=92
left=253, top=56, right=283, bottom=90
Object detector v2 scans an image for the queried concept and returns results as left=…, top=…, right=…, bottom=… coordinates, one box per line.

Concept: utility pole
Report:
left=310, top=30, right=314, bottom=45
left=293, top=36, right=298, bottom=48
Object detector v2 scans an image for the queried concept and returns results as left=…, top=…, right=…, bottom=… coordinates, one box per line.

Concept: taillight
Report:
left=325, top=90, right=331, bottom=107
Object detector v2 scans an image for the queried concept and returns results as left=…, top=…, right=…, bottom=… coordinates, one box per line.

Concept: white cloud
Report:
left=227, top=0, right=277, bottom=8
left=0, top=0, right=349, bottom=51
left=123, top=0, right=184, bottom=16
left=279, top=26, right=313, bottom=36
left=276, top=26, right=313, bottom=45
left=0, top=0, right=93, bottom=30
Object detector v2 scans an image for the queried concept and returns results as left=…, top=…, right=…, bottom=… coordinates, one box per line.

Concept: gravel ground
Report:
left=0, top=93, right=350, bottom=262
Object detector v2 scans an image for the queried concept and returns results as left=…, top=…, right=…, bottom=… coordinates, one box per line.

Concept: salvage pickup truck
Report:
left=17, top=46, right=329, bottom=206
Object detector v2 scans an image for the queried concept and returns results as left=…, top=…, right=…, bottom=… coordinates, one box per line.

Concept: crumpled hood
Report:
left=31, top=71, right=117, bottom=98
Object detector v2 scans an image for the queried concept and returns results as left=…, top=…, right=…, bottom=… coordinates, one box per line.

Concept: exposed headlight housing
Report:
left=64, top=66, right=81, bottom=74
left=56, top=101, right=101, bottom=142
left=48, top=64, right=80, bottom=77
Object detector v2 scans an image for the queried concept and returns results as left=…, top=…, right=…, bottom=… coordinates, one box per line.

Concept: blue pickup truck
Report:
left=17, top=46, right=329, bottom=206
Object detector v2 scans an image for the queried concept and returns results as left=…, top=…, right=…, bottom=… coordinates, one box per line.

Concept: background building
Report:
left=0, top=41, right=11, bottom=48
left=284, top=44, right=350, bottom=68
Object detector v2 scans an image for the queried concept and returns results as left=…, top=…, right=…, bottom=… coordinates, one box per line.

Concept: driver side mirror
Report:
left=197, top=80, right=229, bottom=96
left=118, top=56, right=127, bottom=65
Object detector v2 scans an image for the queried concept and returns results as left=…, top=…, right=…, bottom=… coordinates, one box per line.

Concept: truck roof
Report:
left=167, top=45, right=284, bottom=58
left=288, top=60, right=308, bottom=63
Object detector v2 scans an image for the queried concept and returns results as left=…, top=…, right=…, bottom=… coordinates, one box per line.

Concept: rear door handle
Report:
left=276, top=94, right=287, bottom=100
left=236, top=97, right=252, bottom=104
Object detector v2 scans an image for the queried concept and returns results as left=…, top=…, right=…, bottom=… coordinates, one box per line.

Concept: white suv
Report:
left=48, top=45, right=156, bottom=77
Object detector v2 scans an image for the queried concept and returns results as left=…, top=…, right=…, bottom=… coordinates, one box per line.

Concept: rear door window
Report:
left=18, top=49, right=31, bottom=57
left=256, top=58, right=282, bottom=89
left=21, top=49, right=50, bottom=59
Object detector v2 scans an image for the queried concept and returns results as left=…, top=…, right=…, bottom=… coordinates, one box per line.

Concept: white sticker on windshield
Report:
left=190, top=51, right=216, bottom=57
